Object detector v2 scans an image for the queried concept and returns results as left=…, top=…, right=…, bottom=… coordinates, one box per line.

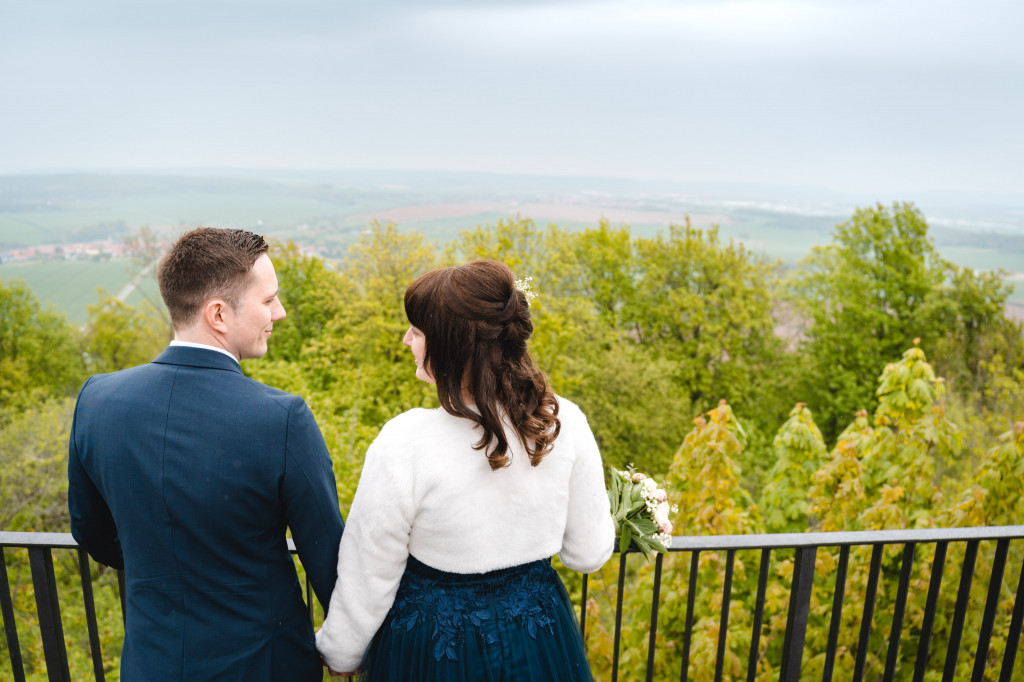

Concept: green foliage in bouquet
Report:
left=607, top=466, right=675, bottom=559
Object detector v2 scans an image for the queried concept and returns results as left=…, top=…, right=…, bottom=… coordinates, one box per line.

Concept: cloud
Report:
left=1, top=0, right=1022, bottom=196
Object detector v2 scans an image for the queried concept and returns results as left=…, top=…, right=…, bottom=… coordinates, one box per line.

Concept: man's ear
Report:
left=204, top=299, right=231, bottom=334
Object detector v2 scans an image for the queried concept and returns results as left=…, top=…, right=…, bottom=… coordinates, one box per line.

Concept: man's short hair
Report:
left=157, top=228, right=269, bottom=330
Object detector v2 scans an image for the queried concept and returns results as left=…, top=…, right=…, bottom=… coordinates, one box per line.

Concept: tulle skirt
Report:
left=358, top=555, right=594, bottom=682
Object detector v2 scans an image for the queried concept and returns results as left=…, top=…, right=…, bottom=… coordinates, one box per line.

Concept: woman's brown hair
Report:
left=404, top=260, right=560, bottom=470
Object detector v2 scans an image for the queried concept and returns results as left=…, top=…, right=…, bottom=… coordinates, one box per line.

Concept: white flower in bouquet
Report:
left=607, top=465, right=677, bottom=559
left=653, top=502, right=671, bottom=529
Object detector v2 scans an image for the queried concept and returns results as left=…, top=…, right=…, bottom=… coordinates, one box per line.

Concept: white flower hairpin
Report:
left=515, top=276, right=537, bottom=304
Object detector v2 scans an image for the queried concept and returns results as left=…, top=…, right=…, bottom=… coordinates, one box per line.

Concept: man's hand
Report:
left=321, top=655, right=360, bottom=678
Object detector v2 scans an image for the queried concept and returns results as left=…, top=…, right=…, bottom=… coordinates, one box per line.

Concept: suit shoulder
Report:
left=77, top=363, right=159, bottom=395
left=241, top=375, right=300, bottom=401
left=235, top=376, right=312, bottom=420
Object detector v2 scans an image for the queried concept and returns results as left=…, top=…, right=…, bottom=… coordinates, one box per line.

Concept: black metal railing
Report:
left=4, top=527, right=1024, bottom=681
left=583, top=526, right=1024, bottom=682
left=1, top=532, right=314, bottom=682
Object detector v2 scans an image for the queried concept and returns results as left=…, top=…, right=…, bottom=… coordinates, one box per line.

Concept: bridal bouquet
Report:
left=608, top=466, right=676, bottom=558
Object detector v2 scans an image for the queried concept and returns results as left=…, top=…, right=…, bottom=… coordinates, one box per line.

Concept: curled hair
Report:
left=157, top=228, right=269, bottom=330
left=405, top=260, right=560, bottom=470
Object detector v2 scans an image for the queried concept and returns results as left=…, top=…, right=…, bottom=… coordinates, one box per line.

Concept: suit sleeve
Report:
left=282, top=398, right=345, bottom=612
left=559, top=409, right=615, bottom=574
left=68, top=379, right=124, bottom=569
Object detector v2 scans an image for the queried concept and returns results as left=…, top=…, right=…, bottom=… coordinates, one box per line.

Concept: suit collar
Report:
left=152, top=346, right=245, bottom=374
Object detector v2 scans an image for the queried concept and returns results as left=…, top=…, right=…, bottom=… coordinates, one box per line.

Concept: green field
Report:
left=0, top=259, right=156, bottom=325
left=3, top=173, right=1022, bottom=320
left=0, top=174, right=413, bottom=249
left=3, top=235, right=1019, bottom=328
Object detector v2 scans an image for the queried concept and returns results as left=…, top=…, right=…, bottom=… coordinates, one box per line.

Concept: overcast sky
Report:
left=2, top=0, right=1022, bottom=198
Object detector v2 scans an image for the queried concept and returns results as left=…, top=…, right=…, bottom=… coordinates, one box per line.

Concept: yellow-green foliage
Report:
left=761, top=403, right=828, bottom=533
left=809, top=410, right=871, bottom=532
left=2, top=206, right=1024, bottom=680
left=862, top=342, right=961, bottom=529
left=585, top=401, right=763, bottom=681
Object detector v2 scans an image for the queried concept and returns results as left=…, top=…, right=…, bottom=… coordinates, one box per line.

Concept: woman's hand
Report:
left=321, top=655, right=361, bottom=678
left=326, top=667, right=360, bottom=678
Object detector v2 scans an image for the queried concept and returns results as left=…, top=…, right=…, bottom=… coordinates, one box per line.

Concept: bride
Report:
left=316, top=259, right=614, bottom=680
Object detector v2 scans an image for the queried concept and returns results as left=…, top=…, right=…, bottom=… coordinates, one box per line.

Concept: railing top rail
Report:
left=1, top=531, right=79, bottom=549
left=0, top=531, right=300, bottom=552
left=5, top=526, right=1024, bottom=553
left=664, top=525, right=1024, bottom=551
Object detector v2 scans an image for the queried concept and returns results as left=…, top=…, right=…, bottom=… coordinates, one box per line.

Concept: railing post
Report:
left=680, top=551, right=700, bottom=682
left=914, top=541, right=948, bottom=682
left=714, top=549, right=736, bottom=682
left=306, top=573, right=314, bottom=624
left=882, top=543, right=916, bottom=682
left=645, top=553, right=664, bottom=682
left=778, top=545, right=817, bottom=682
left=1, top=546, right=27, bottom=682
left=28, top=546, right=71, bottom=682
left=999, top=552, right=1024, bottom=682
left=747, top=548, right=772, bottom=682
left=944, top=540, right=980, bottom=682
left=611, top=552, right=628, bottom=682
left=853, top=544, right=884, bottom=682
left=580, top=573, right=589, bottom=638
left=77, top=550, right=106, bottom=682
left=972, top=538, right=1009, bottom=681
left=117, top=569, right=126, bottom=625
left=822, top=545, right=850, bottom=682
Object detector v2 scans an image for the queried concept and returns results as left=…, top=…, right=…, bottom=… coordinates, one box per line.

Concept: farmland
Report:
left=1, top=172, right=1021, bottom=324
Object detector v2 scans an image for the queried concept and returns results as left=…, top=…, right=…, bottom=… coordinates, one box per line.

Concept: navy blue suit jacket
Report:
left=68, top=346, right=344, bottom=681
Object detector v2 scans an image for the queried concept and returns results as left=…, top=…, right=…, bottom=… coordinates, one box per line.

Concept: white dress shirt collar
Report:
left=169, top=340, right=240, bottom=364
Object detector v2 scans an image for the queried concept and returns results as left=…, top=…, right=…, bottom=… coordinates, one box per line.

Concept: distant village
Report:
left=1, top=234, right=327, bottom=265
left=1, top=239, right=135, bottom=264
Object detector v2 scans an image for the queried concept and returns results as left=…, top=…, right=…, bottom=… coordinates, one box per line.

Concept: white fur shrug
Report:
left=316, top=396, right=615, bottom=672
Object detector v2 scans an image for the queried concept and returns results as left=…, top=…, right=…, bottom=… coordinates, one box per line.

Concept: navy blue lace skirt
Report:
left=358, top=555, right=594, bottom=682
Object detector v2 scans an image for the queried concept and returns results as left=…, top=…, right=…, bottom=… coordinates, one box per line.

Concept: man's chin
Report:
left=239, top=345, right=268, bottom=361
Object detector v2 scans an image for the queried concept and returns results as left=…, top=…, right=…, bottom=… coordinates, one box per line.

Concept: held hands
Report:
left=321, top=655, right=360, bottom=678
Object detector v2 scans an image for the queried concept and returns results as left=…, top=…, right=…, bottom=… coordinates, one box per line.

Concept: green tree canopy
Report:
left=0, top=279, right=84, bottom=410
left=789, top=202, right=1019, bottom=441
left=83, top=289, right=170, bottom=374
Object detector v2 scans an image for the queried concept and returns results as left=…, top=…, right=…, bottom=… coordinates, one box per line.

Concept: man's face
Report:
left=223, top=254, right=286, bottom=360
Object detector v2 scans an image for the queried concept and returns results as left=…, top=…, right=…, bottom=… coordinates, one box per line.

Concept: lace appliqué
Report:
left=388, top=559, right=559, bottom=662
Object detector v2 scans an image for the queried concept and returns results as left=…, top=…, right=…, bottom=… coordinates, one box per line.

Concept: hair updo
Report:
left=404, top=260, right=560, bottom=470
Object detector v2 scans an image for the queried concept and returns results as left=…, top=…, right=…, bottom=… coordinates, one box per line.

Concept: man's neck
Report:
left=171, top=331, right=240, bottom=363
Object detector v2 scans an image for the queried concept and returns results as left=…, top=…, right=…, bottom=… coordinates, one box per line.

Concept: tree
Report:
left=261, top=241, right=355, bottom=363
left=562, top=341, right=691, bottom=475
left=627, top=222, right=781, bottom=412
left=789, top=201, right=1018, bottom=443
left=83, top=289, right=170, bottom=373
left=921, top=262, right=1021, bottom=392
left=760, top=403, right=827, bottom=533
left=0, top=398, right=75, bottom=531
left=0, top=279, right=84, bottom=410
left=808, top=410, right=871, bottom=532
left=859, top=342, right=960, bottom=528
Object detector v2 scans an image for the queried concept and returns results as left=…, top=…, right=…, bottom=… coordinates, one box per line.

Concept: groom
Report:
left=69, top=228, right=344, bottom=681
